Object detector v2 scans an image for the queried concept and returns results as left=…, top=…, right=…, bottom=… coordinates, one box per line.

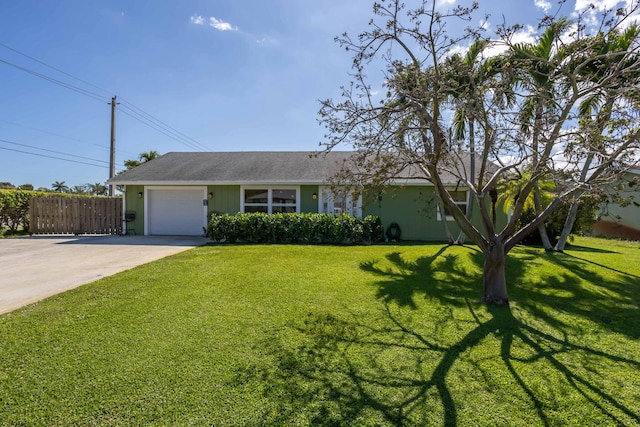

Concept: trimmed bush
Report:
left=0, top=190, right=49, bottom=233
left=207, top=213, right=384, bottom=245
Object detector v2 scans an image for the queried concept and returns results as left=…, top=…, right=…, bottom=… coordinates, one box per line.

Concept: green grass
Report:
left=0, top=237, right=638, bottom=426
left=0, top=227, right=28, bottom=238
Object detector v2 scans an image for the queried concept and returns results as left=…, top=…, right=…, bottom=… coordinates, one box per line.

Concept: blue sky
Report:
left=0, top=0, right=630, bottom=189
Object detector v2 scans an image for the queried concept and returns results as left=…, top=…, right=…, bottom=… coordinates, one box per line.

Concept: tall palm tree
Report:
left=88, top=182, right=108, bottom=196
left=509, top=18, right=573, bottom=250
left=123, top=150, right=161, bottom=170
left=139, top=150, right=159, bottom=163
left=445, top=40, right=508, bottom=242
left=51, top=181, right=69, bottom=193
left=554, top=24, right=640, bottom=250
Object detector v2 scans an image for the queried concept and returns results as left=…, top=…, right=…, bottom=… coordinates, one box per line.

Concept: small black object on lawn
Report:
left=386, top=222, right=401, bottom=241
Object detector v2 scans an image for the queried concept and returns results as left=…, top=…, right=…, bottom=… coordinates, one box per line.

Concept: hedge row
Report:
left=207, top=212, right=385, bottom=245
left=0, top=190, right=48, bottom=233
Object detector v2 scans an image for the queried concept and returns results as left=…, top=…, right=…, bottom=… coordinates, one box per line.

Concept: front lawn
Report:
left=0, top=237, right=638, bottom=426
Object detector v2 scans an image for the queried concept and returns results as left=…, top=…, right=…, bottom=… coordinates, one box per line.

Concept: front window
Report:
left=438, top=190, right=468, bottom=221
left=242, top=187, right=299, bottom=214
left=320, top=187, right=362, bottom=218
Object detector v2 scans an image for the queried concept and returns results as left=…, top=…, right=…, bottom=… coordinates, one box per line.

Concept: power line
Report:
left=0, top=58, right=109, bottom=103
left=0, top=119, right=139, bottom=157
left=0, top=138, right=125, bottom=167
left=0, top=41, right=113, bottom=96
left=119, top=98, right=211, bottom=151
left=0, top=146, right=110, bottom=169
left=118, top=105, right=209, bottom=152
left=0, top=41, right=210, bottom=152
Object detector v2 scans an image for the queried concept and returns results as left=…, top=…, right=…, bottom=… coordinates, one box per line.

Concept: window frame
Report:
left=318, top=187, right=363, bottom=218
left=437, top=190, right=469, bottom=221
left=240, top=186, right=300, bottom=214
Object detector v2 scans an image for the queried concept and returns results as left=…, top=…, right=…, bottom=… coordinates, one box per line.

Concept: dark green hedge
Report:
left=207, top=213, right=384, bottom=245
left=0, top=190, right=49, bottom=233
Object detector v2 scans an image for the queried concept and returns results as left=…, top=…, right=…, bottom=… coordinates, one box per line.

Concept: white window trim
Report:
left=318, top=186, right=363, bottom=218
left=437, top=190, right=469, bottom=221
left=240, top=186, right=300, bottom=214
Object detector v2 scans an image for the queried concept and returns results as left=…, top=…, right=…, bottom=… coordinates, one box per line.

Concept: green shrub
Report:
left=518, top=194, right=601, bottom=246
left=207, top=213, right=384, bottom=245
left=0, top=190, right=48, bottom=233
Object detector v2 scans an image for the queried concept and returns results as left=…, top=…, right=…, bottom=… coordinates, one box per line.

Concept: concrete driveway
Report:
left=0, top=235, right=209, bottom=315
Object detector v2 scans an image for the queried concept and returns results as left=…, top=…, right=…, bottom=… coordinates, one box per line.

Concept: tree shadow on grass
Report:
left=509, top=247, right=639, bottom=339
left=359, top=246, right=482, bottom=309
left=243, top=246, right=639, bottom=426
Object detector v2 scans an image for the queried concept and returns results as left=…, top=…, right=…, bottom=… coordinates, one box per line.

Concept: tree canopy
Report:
left=123, top=150, right=160, bottom=170
left=320, top=0, right=640, bottom=304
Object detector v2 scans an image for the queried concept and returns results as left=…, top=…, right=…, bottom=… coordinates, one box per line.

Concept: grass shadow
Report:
left=246, top=244, right=639, bottom=425
left=249, top=302, right=639, bottom=425
left=359, top=245, right=481, bottom=309
left=510, top=249, right=639, bottom=339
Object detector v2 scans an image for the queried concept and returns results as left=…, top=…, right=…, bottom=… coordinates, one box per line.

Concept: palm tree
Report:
left=88, top=182, right=108, bottom=196
left=445, top=40, right=509, bottom=242
left=554, top=24, right=640, bottom=250
left=124, top=150, right=160, bottom=170
left=508, top=18, right=573, bottom=250
left=51, top=181, right=69, bottom=193
left=139, top=150, right=159, bottom=163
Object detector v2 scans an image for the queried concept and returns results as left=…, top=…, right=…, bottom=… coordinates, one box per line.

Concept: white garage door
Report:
left=147, top=188, right=206, bottom=236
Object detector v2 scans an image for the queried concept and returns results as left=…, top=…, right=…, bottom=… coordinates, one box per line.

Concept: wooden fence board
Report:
left=29, top=196, right=123, bottom=235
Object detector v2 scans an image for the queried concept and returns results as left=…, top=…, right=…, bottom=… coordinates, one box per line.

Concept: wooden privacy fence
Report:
left=29, top=196, right=123, bottom=235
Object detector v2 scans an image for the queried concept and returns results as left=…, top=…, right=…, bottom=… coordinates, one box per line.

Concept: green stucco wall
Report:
left=300, top=185, right=320, bottom=213
left=127, top=184, right=506, bottom=242
left=123, top=185, right=144, bottom=235
left=207, top=185, right=241, bottom=216
left=363, top=186, right=507, bottom=241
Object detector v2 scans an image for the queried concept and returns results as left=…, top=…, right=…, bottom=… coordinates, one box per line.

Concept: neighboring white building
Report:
left=593, top=166, right=640, bottom=240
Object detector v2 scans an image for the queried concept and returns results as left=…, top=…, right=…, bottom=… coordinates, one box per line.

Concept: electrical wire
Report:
left=0, top=119, right=139, bottom=157
left=118, top=104, right=210, bottom=152
left=0, top=58, right=109, bottom=103
left=0, top=42, right=211, bottom=152
left=0, top=138, right=125, bottom=167
left=0, top=41, right=113, bottom=96
left=118, top=98, right=211, bottom=151
left=0, top=146, right=110, bottom=168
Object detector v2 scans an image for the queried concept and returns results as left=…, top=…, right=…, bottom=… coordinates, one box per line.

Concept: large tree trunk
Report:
left=483, top=237, right=509, bottom=305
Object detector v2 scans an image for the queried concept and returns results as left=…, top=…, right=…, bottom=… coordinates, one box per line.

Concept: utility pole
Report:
left=109, top=96, right=118, bottom=196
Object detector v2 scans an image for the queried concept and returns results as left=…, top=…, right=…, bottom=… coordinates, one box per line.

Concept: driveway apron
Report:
left=0, top=235, right=208, bottom=315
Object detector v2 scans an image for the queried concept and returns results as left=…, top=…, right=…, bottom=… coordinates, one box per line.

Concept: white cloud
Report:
left=477, top=24, right=538, bottom=58
left=573, top=0, right=640, bottom=32
left=574, top=0, right=624, bottom=12
left=209, top=17, right=237, bottom=32
left=190, top=14, right=238, bottom=32
left=534, top=0, right=552, bottom=13
left=256, top=36, right=278, bottom=46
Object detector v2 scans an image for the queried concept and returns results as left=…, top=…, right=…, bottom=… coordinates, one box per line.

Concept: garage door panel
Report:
left=148, top=188, right=205, bottom=236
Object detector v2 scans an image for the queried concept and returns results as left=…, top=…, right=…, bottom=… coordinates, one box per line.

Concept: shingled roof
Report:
left=108, top=151, right=478, bottom=186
